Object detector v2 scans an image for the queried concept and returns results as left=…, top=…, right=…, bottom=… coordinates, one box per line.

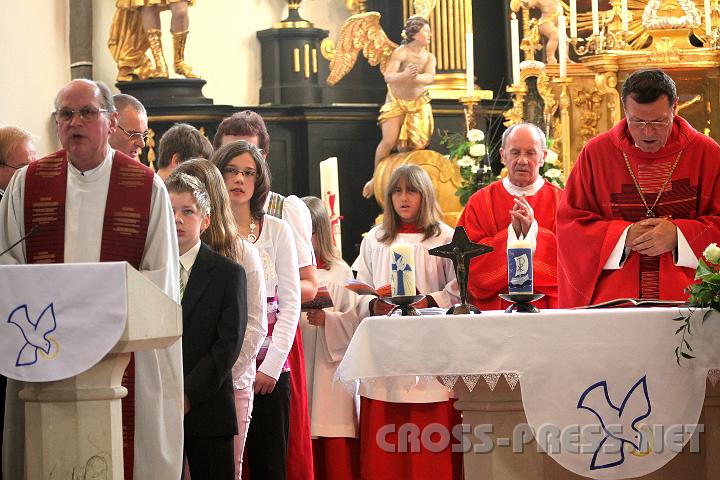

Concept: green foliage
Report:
left=674, top=252, right=720, bottom=364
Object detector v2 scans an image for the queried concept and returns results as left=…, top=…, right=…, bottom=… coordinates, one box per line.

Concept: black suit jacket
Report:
left=182, top=242, right=247, bottom=437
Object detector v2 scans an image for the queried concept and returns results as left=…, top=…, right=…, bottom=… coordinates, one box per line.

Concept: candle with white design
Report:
left=390, top=242, right=416, bottom=296
left=508, top=239, right=533, bottom=294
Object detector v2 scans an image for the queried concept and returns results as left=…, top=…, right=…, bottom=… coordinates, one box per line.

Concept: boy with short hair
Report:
left=166, top=172, right=248, bottom=479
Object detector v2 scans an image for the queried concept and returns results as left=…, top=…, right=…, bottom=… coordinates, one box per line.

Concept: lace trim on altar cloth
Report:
left=336, top=369, right=720, bottom=395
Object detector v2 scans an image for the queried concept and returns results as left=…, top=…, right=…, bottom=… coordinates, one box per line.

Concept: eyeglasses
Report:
left=54, top=107, right=110, bottom=123
left=627, top=119, right=671, bottom=130
left=222, top=166, right=257, bottom=179
left=0, top=162, right=25, bottom=170
left=507, top=150, right=540, bottom=161
left=117, top=124, right=149, bottom=141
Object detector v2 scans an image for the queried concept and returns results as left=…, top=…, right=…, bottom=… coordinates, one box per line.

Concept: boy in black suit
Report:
left=167, top=173, right=247, bottom=479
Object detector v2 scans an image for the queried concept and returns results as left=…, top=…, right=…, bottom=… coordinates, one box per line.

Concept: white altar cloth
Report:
left=336, top=308, right=720, bottom=479
left=0, top=263, right=128, bottom=382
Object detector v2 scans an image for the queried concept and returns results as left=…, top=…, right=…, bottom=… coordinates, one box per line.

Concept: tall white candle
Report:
left=621, top=0, right=629, bottom=32
left=390, top=243, right=416, bottom=296
left=511, top=13, right=521, bottom=85
left=570, top=0, right=578, bottom=38
left=558, top=14, right=567, bottom=78
left=592, top=0, right=600, bottom=36
left=320, top=156, right=342, bottom=255
left=466, top=31, right=474, bottom=97
left=705, top=0, right=713, bottom=40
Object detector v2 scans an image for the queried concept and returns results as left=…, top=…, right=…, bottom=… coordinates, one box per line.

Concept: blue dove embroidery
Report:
left=6, top=303, right=58, bottom=367
left=577, top=376, right=652, bottom=470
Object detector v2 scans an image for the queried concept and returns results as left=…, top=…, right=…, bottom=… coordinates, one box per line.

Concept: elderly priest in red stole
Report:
left=0, top=79, right=182, bottom=479
left=556, top=69, right=720, bottom=307
left=457, top=122, right=563, bottom=310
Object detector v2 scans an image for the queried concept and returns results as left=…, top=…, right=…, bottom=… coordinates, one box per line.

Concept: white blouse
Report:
left=253, top=214, right=301, bottom=380
left=232, top=238, right=268, bottom=390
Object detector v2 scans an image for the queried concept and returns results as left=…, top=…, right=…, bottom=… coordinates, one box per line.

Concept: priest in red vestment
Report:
left=557, top=69, right=720, bottom=307
left=458, top=122, right=563, bottom=310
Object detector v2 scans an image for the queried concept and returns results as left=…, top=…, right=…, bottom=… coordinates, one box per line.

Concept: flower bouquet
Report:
left=674, top=243, right=720, bottom=363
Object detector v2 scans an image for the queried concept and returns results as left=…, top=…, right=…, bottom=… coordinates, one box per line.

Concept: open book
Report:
left=579, top=298, right=688, bottom=309
left=344, top=279, right=391, bottom=297
left=300, top=285, right=334, bottom=310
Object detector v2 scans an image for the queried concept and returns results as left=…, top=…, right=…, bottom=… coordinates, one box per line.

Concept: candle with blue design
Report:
left=508, top=239, right=533, bottom=294
left=390, top=242, right=416, bottom=296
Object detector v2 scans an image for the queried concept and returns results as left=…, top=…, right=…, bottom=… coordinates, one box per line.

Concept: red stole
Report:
left=458, top=180, right=562, bottom=310
left=24, top=149, right=154, bottom=480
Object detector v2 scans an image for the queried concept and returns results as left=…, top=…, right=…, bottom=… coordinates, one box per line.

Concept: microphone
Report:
left=0, top=225, right=40, bottom=258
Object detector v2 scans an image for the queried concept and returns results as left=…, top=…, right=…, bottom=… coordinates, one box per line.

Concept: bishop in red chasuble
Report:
left=557, top=69, right=720, bottom=307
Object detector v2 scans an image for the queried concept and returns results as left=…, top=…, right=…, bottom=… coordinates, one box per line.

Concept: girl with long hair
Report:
left=353, top=164, right=461, bottom=480
left=300, top=196, right=360, bottom=480
left=211, top=141, right=301, bottom=480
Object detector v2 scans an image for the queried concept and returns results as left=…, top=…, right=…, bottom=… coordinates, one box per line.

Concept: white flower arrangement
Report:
left=704, top=242, right=720, bottom=264
left=466, top=129, right=485, bottom=143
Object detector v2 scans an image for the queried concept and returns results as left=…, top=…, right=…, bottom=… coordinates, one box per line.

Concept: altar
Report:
left=336, top=308, right=720, bottom=479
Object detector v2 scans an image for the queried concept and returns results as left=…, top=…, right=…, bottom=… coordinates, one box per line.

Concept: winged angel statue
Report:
left=328, top=1, right=437, bottom=198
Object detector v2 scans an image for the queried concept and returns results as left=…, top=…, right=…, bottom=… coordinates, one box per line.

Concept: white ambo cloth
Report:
left=0, top=262, right=127, bottom=382
left=336, top=308, right=720, bottom=479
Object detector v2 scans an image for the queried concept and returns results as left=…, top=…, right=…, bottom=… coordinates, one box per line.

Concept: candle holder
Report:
left=379, top=294, right=426, bottom=316
left=498, top=293, right=545, bottom=313
left=552, top=76, right=573, bottom=178
left=503, top=84, right=528, bottom=127
left=459, top=95, right=482, bottom=131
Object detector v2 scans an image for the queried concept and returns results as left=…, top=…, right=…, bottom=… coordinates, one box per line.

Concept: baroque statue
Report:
left=328, top=2, right=438, bottom=199
left=108, top=0, right=198, bottom=82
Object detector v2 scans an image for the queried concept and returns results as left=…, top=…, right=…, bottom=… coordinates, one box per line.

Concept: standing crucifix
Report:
left=429, top=226, right=493, bottom=314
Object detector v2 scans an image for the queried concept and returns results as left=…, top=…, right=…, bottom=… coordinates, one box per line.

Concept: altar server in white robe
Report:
left=352, top=165, right=461, bottom=480
left=300, top=196, right=360, bottom=480
left=0, top=79, right=182, bottom=480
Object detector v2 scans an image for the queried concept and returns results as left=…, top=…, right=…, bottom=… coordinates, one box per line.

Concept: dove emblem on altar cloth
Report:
left=7, top=303, right=59, bottom=367
left=577, top=376, right=652, bottom=470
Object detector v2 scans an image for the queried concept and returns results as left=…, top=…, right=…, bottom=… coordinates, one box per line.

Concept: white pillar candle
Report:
left=508, top=239, right=533, bottom=294
left=319, top=156, right=342, bottom=256
left=390, top=243, right=416, bottom=297
left=705, top=0, right=713, bottom=40
left=466, top=31, right=474, bottom=97
left=621, top=0, right=629, bottom=32
left=558, top=14, right=567, bottom=77
left=511, top=13, right=521, bottom=85
left=592, top=0, right=600, bottom=36
left=570, top=0, right=578, bottom=38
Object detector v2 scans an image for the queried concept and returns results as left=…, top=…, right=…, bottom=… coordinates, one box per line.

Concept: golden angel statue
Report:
left=108, top=0, right=198, bottom=82
left=328, top=13, right=437, bottom=198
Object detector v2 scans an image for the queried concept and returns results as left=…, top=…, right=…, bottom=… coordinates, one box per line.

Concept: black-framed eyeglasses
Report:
left=54, top=107, right=110, bottom=123
left=117, top=124, right=149, bottom=141
left=222, top=166, right=257, bottom=179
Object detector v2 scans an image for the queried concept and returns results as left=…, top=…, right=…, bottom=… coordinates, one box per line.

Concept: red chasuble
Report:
left=457, top=180, right=563, bottom=310
left=556, top=116, right=720, bottom=307
left=24, top=149, right=154, bottom=480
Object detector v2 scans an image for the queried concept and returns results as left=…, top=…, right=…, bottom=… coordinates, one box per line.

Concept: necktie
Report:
left=179, top=262, right=188, bottom=301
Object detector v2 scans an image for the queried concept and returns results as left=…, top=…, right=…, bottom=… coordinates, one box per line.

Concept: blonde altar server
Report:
left=172, top=158, right=268, bottom=479
left=0, top=79, right=181, bottom=480
left=351, top=165, right=461, bottom=480
left=212, top=141, right=301, bottom=480
left=300, top=196, right=360, bottom=480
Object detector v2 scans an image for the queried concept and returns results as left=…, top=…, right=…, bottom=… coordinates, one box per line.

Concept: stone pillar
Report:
left=69, top=0, right=93, bottom=79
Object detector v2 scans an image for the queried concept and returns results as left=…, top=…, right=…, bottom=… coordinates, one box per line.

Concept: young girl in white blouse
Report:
left=352, top=164, right=461, bottom=480
left=300, top=196, right=360, bottom=480
left=212, top=141, right=301, bottom=480
left=173, top=158, right=267, bottom=479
